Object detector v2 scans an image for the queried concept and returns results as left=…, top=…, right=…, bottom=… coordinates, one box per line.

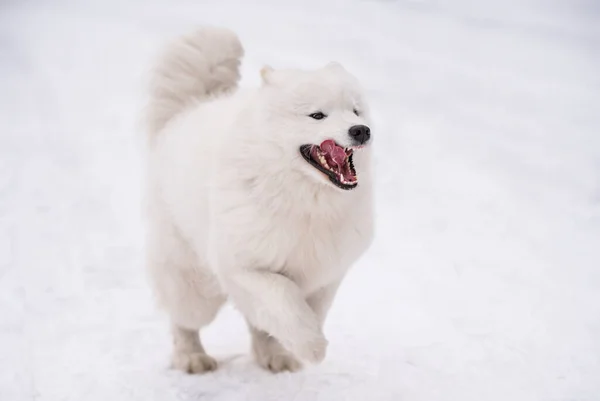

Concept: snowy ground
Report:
left=1, top=0, right=599, bottom=400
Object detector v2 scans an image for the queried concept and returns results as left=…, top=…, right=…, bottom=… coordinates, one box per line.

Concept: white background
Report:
left=1, top=0, right=599, bottom=400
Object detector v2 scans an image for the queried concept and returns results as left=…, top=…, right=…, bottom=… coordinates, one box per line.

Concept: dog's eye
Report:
left=309, top=112, right=327, bottom=120
left=353, top=108, right=360, bottom=116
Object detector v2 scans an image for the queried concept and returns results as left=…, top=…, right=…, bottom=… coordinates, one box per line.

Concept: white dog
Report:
left=143, top=27, right=375, bottom=373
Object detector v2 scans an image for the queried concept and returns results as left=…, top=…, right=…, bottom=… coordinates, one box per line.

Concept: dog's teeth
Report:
left=318, top=154, right=330, bottom=169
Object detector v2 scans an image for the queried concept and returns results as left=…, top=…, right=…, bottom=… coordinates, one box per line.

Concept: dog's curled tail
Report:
left=145, top=27, right=244, bottom=141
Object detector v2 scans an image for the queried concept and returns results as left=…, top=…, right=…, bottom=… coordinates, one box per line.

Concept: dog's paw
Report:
left=292, top=335, right=328, bottom=364
left=172, top=351, right=218, bottom=374
left=258, top=353, right=303, bottom=373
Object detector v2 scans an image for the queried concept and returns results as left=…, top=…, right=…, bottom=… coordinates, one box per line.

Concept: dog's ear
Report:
left=325, top=61, right=346, bottom=72
left=260, top=65, right=275, bottom=85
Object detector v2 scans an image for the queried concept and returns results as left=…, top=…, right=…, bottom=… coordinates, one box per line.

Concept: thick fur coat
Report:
left=143, top=27, right=375, bottom=373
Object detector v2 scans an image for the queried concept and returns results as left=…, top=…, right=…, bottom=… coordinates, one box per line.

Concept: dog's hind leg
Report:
left=146, top=206, right=225, bottom=373
left=171, top=323, right=218, bottom=373
left=167, top=287, right=224, bottom=373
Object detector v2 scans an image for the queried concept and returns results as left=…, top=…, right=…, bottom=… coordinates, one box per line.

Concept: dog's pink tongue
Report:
left=320, top=140, right=346, bottom=166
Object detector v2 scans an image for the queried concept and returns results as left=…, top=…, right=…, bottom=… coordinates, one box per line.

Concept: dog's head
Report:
left=257, top=62, right=373, bottom=191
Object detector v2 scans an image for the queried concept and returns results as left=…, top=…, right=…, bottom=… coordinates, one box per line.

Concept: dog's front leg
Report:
left=220, top=269, right=328, bottom=364
left=307, top=280, right=342, bottom=328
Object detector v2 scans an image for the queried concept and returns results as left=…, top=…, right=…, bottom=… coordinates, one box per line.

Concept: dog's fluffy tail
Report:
left=145, top=27, right=244, bottom=141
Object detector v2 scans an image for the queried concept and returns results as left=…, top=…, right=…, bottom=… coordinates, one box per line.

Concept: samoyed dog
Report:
left=143, top=27, right=374, bottom=373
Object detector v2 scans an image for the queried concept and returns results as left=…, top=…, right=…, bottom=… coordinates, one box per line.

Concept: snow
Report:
left=1, top=0, right=599, bottom=400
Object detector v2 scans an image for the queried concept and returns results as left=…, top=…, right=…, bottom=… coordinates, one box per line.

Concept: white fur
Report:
left=143, top=27, right=375, bottom=373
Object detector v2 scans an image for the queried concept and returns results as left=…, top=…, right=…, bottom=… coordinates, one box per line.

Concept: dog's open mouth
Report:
left=300, top=139, right=359, bottom=190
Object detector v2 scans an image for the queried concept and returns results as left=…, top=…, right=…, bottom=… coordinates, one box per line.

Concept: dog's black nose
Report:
left=348, top=125, right=371, bottom=145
